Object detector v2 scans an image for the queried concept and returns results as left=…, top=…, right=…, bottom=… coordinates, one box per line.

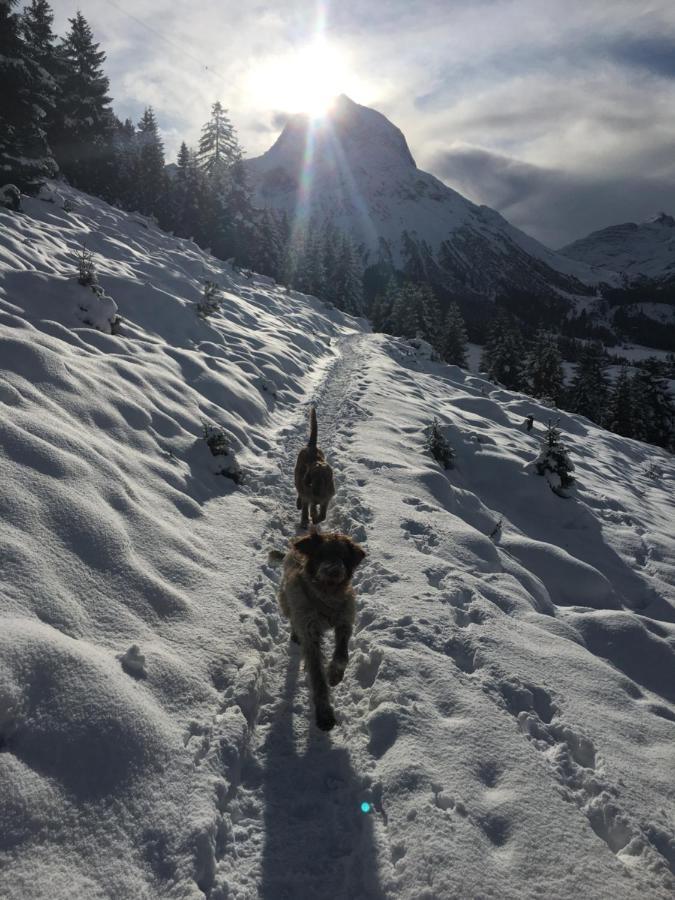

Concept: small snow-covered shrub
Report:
left=74, top=245, right=119, bottom=333
left=77, top=245, right=97, bottom=286
left=533, top=420, right=575, bottom=497
left=424, top=417, right=454, bottom=470
left=202, top=422, right=242, bottom=484
left=198, top=280, right=222, bottom=318
left=0, top=184, right=21, bottom=211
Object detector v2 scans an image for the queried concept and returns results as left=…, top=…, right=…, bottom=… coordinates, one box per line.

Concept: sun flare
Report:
left=248, top=40, right=360, bottom=117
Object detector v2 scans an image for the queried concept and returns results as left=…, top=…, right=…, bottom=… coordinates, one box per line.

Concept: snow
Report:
left=1, top=183, right=674, bottom=899
left=245, top=95, right=614, bottom=292
left=561, top=214, right=675, bottom=281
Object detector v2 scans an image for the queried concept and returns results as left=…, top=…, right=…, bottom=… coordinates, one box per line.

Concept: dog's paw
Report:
left=315, top=703, right=337, bottom=731
left=328, top=659, right=346, bottom=686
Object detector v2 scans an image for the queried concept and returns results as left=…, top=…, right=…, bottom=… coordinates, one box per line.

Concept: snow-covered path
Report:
left=200, top=333, right=389, bottom=899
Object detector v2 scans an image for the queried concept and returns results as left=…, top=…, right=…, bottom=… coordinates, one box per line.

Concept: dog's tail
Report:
left=308, top=406, right=318, bottom=448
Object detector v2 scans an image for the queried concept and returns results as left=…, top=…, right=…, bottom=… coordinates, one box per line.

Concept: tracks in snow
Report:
left=190, top=333, right=392, bottom=900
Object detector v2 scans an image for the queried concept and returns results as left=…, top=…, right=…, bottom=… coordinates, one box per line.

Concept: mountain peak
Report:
left=260, top=95, right=417, bottom=172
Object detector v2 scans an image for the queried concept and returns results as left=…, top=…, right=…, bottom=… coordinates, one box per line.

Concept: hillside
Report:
left=1, top=185, right=674, bottom=900
left=561, top=214, right=675, bottom=283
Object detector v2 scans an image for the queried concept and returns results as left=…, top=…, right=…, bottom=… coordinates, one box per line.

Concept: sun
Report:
left=248, top=40, right=359, bottom=118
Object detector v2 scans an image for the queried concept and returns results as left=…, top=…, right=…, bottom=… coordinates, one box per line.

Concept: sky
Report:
left=48, top=0, right=675, bottom=247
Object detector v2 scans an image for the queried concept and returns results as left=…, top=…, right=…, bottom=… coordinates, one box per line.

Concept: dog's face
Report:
left=294, top=531, right=365, bottom=589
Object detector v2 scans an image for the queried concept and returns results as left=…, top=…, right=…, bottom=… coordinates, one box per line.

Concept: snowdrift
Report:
left=0, top=184, right=674, bottom=899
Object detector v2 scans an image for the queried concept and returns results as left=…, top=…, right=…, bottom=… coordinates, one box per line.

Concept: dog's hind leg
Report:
left=302, top=622, right=336, bottom=731
left=328, top=623, right=352, bottom=686
left=310, top=503, right=320, bottom=525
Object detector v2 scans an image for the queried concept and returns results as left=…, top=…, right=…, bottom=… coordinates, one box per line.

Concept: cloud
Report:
left=47, top=0, right=675, bottom=246
left=432, top=144, right=675, bottom=247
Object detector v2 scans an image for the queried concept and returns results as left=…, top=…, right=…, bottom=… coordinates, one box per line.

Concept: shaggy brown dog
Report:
left=294, top=407, right=335, bottom=527
left=278, top=531, right=366, bottom=731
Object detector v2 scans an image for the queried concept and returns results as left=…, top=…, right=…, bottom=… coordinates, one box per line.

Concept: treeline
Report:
left=479, top=316, right=674, bottom=451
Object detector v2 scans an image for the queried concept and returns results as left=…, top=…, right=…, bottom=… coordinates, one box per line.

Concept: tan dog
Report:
left=294, top=407, right=335, bottom=527
left=278, top=531, right=366, bottom=731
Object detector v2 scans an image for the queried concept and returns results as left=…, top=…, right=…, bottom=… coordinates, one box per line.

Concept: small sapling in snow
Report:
left=533, top=420, right=575, bottom=497
left=202, top=421, right=242, bottom=483
left=424, top=417, right=454, bottom=469
left=198, top=280, right=222, bottom=318
left=77, top=244, right=97, bottom=286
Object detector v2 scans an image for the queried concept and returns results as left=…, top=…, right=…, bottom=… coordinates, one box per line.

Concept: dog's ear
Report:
left=294, top=532, right=324, bottom=556
left=347, top=540, right=366, bottom=568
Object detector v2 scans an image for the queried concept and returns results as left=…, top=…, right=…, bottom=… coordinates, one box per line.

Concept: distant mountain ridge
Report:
left=561, top=213, right=675, bottom=282
left=244, top=95, right=615, bottom=304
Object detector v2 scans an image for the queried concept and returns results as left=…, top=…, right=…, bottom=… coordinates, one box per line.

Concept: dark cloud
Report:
left=432, top=145, right=675, bottom=248
left=607, top=35, right=675, bottom=79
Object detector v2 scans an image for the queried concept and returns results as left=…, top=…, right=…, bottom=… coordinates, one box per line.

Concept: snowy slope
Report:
left=245, top=95, right=616, bottom=295
left=1, top=185, right=674, bottom=900
left=561, top=213, right=675, bottom=282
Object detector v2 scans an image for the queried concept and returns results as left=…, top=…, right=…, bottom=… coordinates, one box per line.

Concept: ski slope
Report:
left=1, top=184, right=674, bottom=899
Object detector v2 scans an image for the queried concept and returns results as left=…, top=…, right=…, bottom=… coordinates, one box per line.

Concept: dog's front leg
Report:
left=300, top=501, right=309, bottom=526
left=303, top=622, right=336, bottom=731
left=318, top=502, right=329, bottom=523
left=328, top=623, right=352, bottom=686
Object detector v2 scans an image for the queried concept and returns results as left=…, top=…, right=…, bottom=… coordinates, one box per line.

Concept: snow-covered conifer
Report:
left=0, top=0, right=57, bottom=193
left=568, top=342, right=609, bottom=425
left=608, top=365, right=635, bottom=438
left=481, top=314, right=525, bottom=390
left=533, top=420, right=575, bottom=497
left=441, top=302, right=468, bottom=367
left=631, top=359, right=674, bottom=450
left=526, top=330, right=564, bottom=404
left=52, top=11, right=114, bottom=196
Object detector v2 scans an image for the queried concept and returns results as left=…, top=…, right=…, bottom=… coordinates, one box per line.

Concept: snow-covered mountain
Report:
left=561, top=213, right=675, bottom=282
left=1, top=184, right=674, bottom=899
left=245, top=95, right=615, bottom=298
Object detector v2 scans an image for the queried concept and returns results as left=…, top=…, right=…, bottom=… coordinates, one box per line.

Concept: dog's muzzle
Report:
left=317, top=561, right=346, bottom=584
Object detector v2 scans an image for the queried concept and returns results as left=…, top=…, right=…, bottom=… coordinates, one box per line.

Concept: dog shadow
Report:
left=260, top=650, right=386, bottom=900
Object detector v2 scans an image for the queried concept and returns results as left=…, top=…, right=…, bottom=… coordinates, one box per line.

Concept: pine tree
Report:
left=568, top=342, right=609, bottom=425
left=608, top=366, right=635, bottom=438
left=257, top=208, right=284, bottom=280
left=0, top=0, right=57, bottom=193
left=631, top=359, right=674, bottom=450
left=418, top=283, right=442, bottom=349
left=481, top=315, right=526, bottom=390
left=52, top=11, right=114, bottom=196
left=533, top=420, right=575, bottom=497
left=21, top=0, right=60, bottom=126
left=391, top=282, right=420, bottom=338
left=197, top=101, right=241, bottom=177
left=110, top=116, right=137, bottom=208
left=441, top=302, right=468, bottom=366
left=135, top=107, right=167, bottom=220
left=336, top=235, right=363, bottom=315
left=321, top=220, right=340, bottom=303
left=526, top=331, right=564, bottom=403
